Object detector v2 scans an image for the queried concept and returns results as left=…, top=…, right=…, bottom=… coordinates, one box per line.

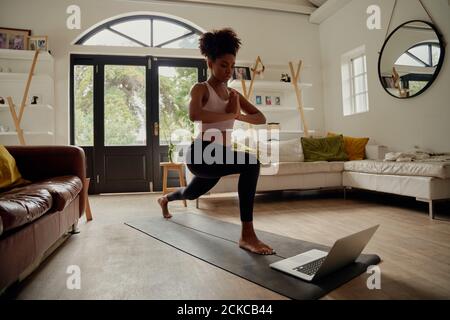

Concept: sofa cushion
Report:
left=327, top=132, right=370, bottom=161
left=301, top=135, right=349, bottom=162
left=344, top=160, right=450, bottom=179
left=261, top=161, right=345, bottom=176
left=258, top=139, right=304, bottom=164
left=0, top=145, right=29, bottom=191
left=0, top=188, right=53, bottom=236
left=19, top=176, right=83, bottom=212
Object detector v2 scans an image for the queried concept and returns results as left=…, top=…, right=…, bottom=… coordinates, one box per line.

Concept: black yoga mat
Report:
left=125, top=213, right=381, bottom=300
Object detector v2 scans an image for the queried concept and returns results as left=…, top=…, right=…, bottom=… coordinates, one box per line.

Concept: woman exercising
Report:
left=158, top=28, right=274, bottom=255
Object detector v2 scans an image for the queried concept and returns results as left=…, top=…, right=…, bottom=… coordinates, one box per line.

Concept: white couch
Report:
left=185, top=142, right=450, bottom=220
left=342, top=157, right=450, bottom=219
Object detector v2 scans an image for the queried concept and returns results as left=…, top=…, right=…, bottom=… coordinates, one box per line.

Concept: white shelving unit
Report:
left=228, top=79, right=314, bottom=138
left=0, top=49, right=55, bottom=145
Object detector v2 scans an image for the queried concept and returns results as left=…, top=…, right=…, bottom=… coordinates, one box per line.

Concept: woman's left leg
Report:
left=158, top=176, right=220, bottom=218
left=166, top=176, right=220, bottom=202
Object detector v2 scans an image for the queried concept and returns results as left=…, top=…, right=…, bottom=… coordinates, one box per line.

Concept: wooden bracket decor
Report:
left=6, top=49, right=40, bottom=145
left=241, top=55, right=263, bottom=100
left=289, top=60, right=310, bottom=138
left=6, top=97, right=25, bottom=145
left=392, top=66, right=408, bottom=98
left=238, top=56, right=265, bottom=137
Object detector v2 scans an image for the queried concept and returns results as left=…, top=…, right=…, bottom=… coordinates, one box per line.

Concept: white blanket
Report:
left=384, top=151, right=450, bottom=163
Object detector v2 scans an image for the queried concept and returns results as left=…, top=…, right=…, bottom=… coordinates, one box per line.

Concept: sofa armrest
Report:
left=365, top=145, right=388, bottom=161
left=6, top=145, right=86, bottom=217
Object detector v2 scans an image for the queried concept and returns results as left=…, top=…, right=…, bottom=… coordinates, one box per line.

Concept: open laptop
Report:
left=270, top=225, right=379, bottom=282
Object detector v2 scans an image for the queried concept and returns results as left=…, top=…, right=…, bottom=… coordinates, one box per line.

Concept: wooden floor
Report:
left=3, top=190, right=450, bottom=300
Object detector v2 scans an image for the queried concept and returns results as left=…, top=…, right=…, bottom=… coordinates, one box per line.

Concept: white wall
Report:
left=0, top=0, right=324, bottom=144
left=319, top=0, right=450, bottom=152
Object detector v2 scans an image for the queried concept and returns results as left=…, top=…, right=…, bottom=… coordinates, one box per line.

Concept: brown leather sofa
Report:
left=0, top=145, right=86, bottom=294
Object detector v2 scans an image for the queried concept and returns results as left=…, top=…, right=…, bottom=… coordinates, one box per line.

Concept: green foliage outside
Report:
left=104, top=65, right=146, bottom=146
left=159, top=67, right=197, bottom=145
left=74, top=65, right=94, bottom=146
left=409, top=81, right=427, bottom=96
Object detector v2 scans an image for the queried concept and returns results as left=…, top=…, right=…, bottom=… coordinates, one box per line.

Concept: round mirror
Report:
left=378, top=20, right=445, bottom=99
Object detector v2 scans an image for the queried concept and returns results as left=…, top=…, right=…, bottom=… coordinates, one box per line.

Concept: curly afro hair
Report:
left=199, top=28, right=242, bottom=61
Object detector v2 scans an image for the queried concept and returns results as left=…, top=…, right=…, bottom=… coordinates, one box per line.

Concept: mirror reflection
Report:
left=379, top=20, right=445, bottom=99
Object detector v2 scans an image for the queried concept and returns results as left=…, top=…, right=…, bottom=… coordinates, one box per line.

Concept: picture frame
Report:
left=0, top=27, right=31, bottom=50
left=274, top=96, right=281, bottom=106
left=28, top=35, right=48, bottom=51
left=265, top=96, right=272, bottom=106
left=255, top=95, right=262, bottom=105
left=232, top=66, right=251, bottom=80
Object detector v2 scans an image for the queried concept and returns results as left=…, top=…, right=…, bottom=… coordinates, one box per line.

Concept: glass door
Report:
left=151, top=58, right=206, bottom=191
left=71, top=55, right=206, bottom=193
left=71, top=55, right=151, bottom=193
left=99, top=60, right=150, bottom=193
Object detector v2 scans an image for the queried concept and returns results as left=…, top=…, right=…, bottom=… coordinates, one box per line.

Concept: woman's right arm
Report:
left=189, top=83, right=237, bottom=123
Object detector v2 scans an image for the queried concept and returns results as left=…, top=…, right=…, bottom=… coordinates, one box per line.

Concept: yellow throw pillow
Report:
left=327, top=132, right=369, bottom=161
left=0, top=145, right=27, bottom=190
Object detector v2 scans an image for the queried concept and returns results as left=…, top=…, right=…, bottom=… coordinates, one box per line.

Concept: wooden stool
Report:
left=160, top=162, right=187, bottom=207
left=84, top=178, right=93, bottom=221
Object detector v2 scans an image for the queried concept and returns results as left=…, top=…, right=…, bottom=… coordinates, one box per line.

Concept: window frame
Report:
left=341, top=46, right=370, bottom=117
left=75, top=15, right=202, bottom=49
left=350, top=54, right=369, bottom=114
left=396, top=42, right=441, bottom=68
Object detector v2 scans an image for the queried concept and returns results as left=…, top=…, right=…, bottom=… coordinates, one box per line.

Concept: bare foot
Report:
left=157, top=196, right=172, bottom=219
left=239, top=236, right=275, bottom=255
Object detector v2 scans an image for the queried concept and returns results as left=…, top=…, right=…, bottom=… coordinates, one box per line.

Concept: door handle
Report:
left=153, top=122, right=159, bottom=136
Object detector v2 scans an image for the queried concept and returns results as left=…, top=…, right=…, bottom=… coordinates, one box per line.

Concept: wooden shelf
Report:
left=0, top=72, right=53, bottom=81
left=0, top=49, right=53, bottom=61
left=235, top=61, right=312, bottom=69
left=257, top=106, right=315, bottom=112
left=258, top=106, right=297, bottom=111
left=0, top=131, right=55, bottom=145
left=0, top=131, right=54, bottom=136
left=279, top=130, right=316, bottom=134
left=0, top=104, right=53, bottom=111
left=252, top=128, right=315, bottom=133
left=229, top=80, right=312, bottom=90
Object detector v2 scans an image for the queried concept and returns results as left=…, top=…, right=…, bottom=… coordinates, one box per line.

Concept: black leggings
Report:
left=166, top=140, right=260, bottom=222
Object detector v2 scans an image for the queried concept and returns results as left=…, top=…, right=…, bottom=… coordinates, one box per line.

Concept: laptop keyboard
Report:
left=293, top=256, right=327, bottom=276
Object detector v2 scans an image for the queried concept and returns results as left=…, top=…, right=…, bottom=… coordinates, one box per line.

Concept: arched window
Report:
left=396, top=42, right=441, bottom=68
left=75, top=15, right=202, bottom=49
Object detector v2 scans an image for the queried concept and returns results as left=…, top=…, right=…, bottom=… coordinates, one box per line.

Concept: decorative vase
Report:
left=168, top=143, right=175, bottom=163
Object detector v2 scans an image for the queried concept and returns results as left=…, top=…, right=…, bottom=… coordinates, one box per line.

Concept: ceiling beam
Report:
left=127, top=0, right=317, bottom=15
left=309, top=0, right=352, bottom=24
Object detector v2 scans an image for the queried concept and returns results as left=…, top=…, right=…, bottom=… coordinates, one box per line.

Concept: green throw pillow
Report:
left=301, top=135, right=349, bottom=162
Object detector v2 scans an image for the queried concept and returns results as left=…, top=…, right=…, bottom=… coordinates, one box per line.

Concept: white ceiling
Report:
left=262, top=0, right=328, bottom=7
left=263, top=0, right=325, bottom=6
left=307, top=0, right=328, bottom=7
left=121, top=0, right=331, bottom=15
